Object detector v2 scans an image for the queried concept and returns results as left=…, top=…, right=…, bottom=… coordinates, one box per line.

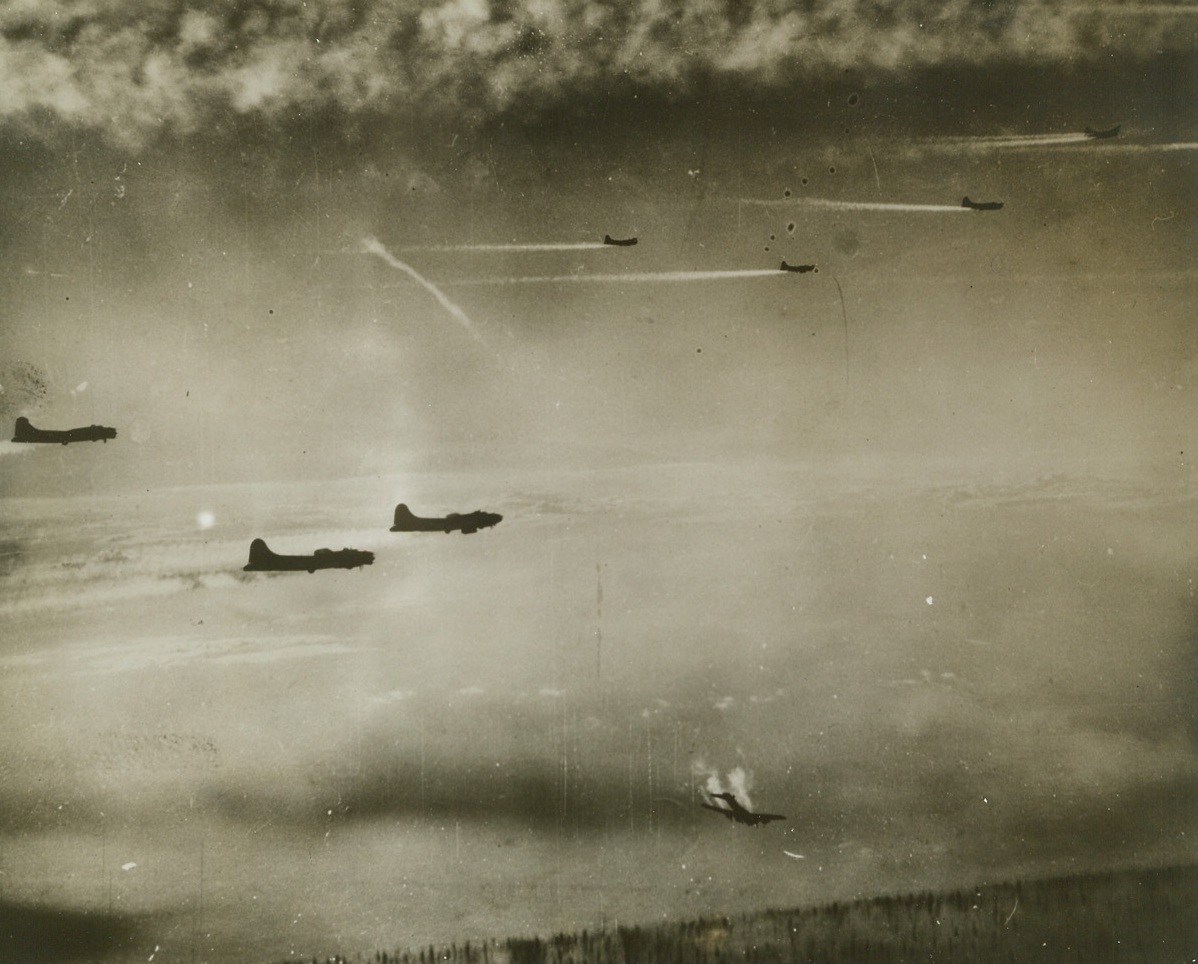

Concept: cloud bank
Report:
left=0, top=0, right=1187, bottom=147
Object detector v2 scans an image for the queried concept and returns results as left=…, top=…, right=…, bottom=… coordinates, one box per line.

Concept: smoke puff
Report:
left=0, top=0, right=1185, bottom=148
left=693, top=758, right=755, bottom=808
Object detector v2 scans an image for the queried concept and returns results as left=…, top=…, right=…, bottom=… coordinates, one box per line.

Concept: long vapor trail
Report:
left=905, top=136, right=1198, bottom=159
left=1093, top=142, right=1198, bottom=152
left=361, top=237, right=487, bottom=345
left=917, top=136, right=1198, bottom=154
left=927, top=133, right=1092, bottom=149
left=402, top=242, right=612, bottom=252
left=833, top=276, right=850, bottom=389
left=452, top=269, right=785, bottom=285
left=738, top=198, right=969, bottom=213
left=1087, top=4, right=1198, bottom=13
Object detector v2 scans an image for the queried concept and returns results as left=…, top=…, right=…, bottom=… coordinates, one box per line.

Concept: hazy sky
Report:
left=2, top=4, right=1196, bottom=962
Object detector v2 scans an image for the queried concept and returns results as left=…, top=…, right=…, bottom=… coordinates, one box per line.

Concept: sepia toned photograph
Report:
left=1, top=2, right=1196, bottom=961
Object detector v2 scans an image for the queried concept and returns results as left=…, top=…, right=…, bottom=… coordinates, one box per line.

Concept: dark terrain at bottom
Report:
left=288, top=862, right=1198, bottom=964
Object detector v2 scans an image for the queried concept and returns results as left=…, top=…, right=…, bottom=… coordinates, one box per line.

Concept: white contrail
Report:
left=1086, top=4, right=1198, bottom=13
left=0, top=441, right=34, bottom=458
left=947, top=132, right=1091, bottom=143
left=919, top=136, right=1198, bottom=154
left=361, top=237, right=487, bottom=345
left=739, top=197, right=969, bottom=213
left=928, top=133, right=1092, bottom=149
left=1095, top=142, right=1198, bottom=152
left=402, top=242, right=611, bottom=252
left=452, top=269, right=785, bottom=285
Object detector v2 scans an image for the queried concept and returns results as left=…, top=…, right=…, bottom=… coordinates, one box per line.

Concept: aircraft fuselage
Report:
left=703, top=792, right=786, bottom=826
left=390, top=504, right=502, bottom=535
left=12, top=417, right=116, bottom=445
left=243, top=538, right=374, bottom=573
left=961, top=196, right=1004, bottom=211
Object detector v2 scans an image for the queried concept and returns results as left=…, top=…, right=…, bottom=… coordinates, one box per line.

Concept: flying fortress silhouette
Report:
left=12, top=416, right=116, bottom=445
left=701, top=792, right=787, bottom=826
left=390, top=504, right=503, bottom=535
left=242, top=538, right=374, bottom=573
left=961, top=196, right=1004, bottom=211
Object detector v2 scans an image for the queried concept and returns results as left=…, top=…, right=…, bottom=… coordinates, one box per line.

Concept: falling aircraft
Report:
left=12, top=416, right=116, bottom=445
left=961, top=196, right=1004, bottom=211
left=1084, top=125, right=1121, bottom=139
left=242, top=538, right=374, bottom=573
left=780, top=261, right=817, bottom=273
left=390, top=504, right=503, bottom=535
left=603, top=235, right=638, bottom=246
left=701, top=792, right=787, bottom=827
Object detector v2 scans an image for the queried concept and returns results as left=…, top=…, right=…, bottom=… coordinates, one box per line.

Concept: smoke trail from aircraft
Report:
left=692, top=759, right=755, bottom=809
left=0, top=441, right=35, bottom=458
left=833, top=276, right=850, bottom=389
left=927, top=133, right=1093, bottom=149
left=361, top=237, right=487, bottom=345
left=1095, top=142, right=1198, bottom=152
left=725, top=766, right=754, bottom=807
left=954, top=132, right=1091, bottom=143
left=453, top=269, right=785, bottom=285
left=738, top=197, right=970, bottom=213
left=911, top=136, right=1198, bottom=156
left=1088, top=4, right=1198, bottom=12
left=403, top=242, right=612, bottom=252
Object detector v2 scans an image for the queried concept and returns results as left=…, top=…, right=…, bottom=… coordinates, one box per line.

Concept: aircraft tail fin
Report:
left=392, top=503, right=418, bottom=528
left=245, top=538, right=273, bottom=570
left=12, top=417, right=32, bottom=442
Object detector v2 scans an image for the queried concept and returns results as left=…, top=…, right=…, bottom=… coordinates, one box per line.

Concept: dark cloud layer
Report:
left=0, top=0, right=1191, bottom=147
left=0, top=898, right=140, bottom=964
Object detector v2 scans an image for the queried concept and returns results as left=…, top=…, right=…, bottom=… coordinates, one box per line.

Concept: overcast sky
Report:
left=2, top=0, right=1194, bottom=148
left=2, top=4, right=1196, bottom=963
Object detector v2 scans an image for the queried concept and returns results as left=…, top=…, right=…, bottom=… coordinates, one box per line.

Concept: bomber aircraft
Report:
left=1084, top=124, right=1121, bottom=139
left=242, top=538, right=374, bottom=573
left=12, top=416, right=116, bottom=445
left=701, top=791, right=787, bottom=827
left=780, top=261, right=816, bottom=273
left=603, top=234, right=638, bottom=246
left=961, top=196, right=1004, bottom=211
left=390, top=504, right=502, bottom=535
